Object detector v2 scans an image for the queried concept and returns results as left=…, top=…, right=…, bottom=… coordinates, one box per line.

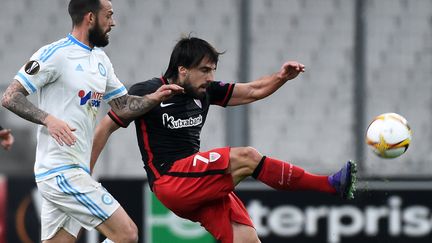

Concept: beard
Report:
left=88, top=19, right=109, bottom=47
left=183, top=81, right=207, bottom=99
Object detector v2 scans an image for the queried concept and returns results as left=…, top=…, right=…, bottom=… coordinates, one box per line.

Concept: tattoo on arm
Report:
left=2, top=80, right=48, bottom=125
left=111, top=95, right=128, bottom=111
left=109, top=94, right=158, bottom=120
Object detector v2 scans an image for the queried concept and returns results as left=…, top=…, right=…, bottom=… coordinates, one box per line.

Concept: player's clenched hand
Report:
left=277, top=61, right=305, bottom=82
left=0, top=129, right=14, bottom=150
left=148, top=84, right=184, bottom=102
left=43, top=115, right=77, bottom=146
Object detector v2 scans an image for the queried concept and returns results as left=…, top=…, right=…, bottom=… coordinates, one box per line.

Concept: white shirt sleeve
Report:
left=14, top=45, right=61, bottom=95
left=102, top=55, right=127, bottom=102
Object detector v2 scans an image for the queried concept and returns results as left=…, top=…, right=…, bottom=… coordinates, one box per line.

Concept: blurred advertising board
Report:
left=143, top=186, right=215, bottom=243
left=236, top=180, right=432, bottom=243
left=5, top=177, right=40, bottom=243
left=3, top=178, right=432, bottom=243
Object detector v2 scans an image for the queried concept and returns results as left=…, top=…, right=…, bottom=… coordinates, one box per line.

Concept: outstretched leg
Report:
left=229, top=147, right=357, bottom=199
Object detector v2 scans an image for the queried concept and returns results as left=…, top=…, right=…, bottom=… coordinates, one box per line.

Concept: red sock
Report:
left=252, top=156, right=336, bottom=194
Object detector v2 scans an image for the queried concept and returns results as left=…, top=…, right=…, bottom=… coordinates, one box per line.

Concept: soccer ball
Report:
left=365, top=113, right=412, bottom=158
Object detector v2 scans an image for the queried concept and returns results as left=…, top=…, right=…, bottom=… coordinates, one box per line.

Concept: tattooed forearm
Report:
left=128, top=96, right=156, bottom=112
left=1, top=80, right=48, bottom=125
left=109, top=94, right=159, bottom=120
left=111, top=95, right=128, bottom=110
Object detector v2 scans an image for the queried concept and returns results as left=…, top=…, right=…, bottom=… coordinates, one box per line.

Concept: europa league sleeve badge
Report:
left=24, top=60, right=40, bottom=75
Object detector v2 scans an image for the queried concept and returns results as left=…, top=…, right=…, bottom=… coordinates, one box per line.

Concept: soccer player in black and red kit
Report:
left=91, top=37, right=357, bottom=243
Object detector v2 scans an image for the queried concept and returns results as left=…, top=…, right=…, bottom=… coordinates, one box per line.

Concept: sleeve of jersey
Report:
left=107, top=82, right=156, bottom=128
left=14, top=46, right=61, bottom=95
left=108, top=110, right=129, bottom=128
left=207, top=81, right=235, bottom=107
left=103, top=57, right=127, bottom=102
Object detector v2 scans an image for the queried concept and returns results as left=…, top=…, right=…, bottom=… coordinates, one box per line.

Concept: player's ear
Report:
left=178, top=66, right=188, bottom=75
left=85, top=12, right=95, bottom=26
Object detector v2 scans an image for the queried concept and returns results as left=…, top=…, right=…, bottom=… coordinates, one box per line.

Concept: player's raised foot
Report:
left=328, top=160, right=357, bottom=200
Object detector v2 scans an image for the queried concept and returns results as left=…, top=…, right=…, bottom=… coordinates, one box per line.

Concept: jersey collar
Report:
left=67, top=33, right=92, bottom=51
left=160, top=76, right=168, bottom=85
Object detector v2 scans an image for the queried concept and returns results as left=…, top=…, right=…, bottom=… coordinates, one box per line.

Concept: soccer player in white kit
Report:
left=1, top=0, right=182, bottom=242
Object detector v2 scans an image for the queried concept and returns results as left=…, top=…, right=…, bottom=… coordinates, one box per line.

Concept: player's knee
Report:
left=234, top=233, right=260, bottom=243
left=119, top=224, right=138, bottom=243
left=234, top=146, right=260, bottom=160
left=244, top=232, right=261, bottom=243
left=231, top=147, right=262, bottom=175
left=232, top=223, right=261, bottom=243
left=244, top=235, right=261, bottom=243
left=238, top=146, right=262, bottom=164
left=128, top=225, right=139, bottom=243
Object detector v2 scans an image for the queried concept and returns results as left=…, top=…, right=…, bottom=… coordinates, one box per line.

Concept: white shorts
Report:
left=37, top=168, right=120, bottom=240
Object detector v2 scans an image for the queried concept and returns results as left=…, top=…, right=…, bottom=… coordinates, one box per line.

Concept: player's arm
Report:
left=227, top=61, right=305, bottom=106
left=93, top=84, right=183, bottom=173
left=1, top=80, right=76, bottom=146
left=108, top=84, right=183, bottom=121
left=90, top=115, right=120, bottom=174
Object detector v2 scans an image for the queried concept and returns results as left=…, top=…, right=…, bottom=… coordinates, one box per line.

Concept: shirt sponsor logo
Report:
left=162, top=113, right=202, bottom=129
left=24, top=60, right=40, bottom=75
left=78, top=90, right=103, bottom=107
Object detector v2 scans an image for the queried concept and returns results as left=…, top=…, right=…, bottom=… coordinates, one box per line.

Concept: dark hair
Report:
left=68, top=0, right=102, bottom=26
left=163, top=37, right=224, bottom=81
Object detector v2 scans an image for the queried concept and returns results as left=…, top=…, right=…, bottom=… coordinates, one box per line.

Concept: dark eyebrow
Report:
left=199, top=67, right=213, bottom=73
left=199, top=65, right=216, bottom=71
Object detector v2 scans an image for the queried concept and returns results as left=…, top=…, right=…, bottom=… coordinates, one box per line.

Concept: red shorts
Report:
left=153, top=147, right=254, bottom=243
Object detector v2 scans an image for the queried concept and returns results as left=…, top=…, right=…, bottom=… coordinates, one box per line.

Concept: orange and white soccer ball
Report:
left=365, top=113, right=412, bottom=158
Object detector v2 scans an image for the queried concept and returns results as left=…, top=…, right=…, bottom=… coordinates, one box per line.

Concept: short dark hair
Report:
left=68, top=0, right=102, bottom=26
left=163, top=37, right=224, bottom=81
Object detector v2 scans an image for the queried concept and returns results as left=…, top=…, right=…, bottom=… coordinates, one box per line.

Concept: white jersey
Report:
left=15, top=34, right=127, bottom=181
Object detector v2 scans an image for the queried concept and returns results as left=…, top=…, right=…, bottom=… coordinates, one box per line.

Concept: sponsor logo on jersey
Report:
left=162, top=113, right=202, bottom=129
left=98, top=62, right=106, bottom=77
left=78, top=90, right=103, bottom=107
left=24, top=60, right=40, bottom=75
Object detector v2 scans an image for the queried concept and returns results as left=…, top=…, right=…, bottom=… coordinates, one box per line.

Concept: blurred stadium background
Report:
left=0, top=0, right=431, bottom=242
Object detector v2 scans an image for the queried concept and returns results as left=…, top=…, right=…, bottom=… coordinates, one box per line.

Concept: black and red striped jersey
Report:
left=109, top=77, right=234, bottom=186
